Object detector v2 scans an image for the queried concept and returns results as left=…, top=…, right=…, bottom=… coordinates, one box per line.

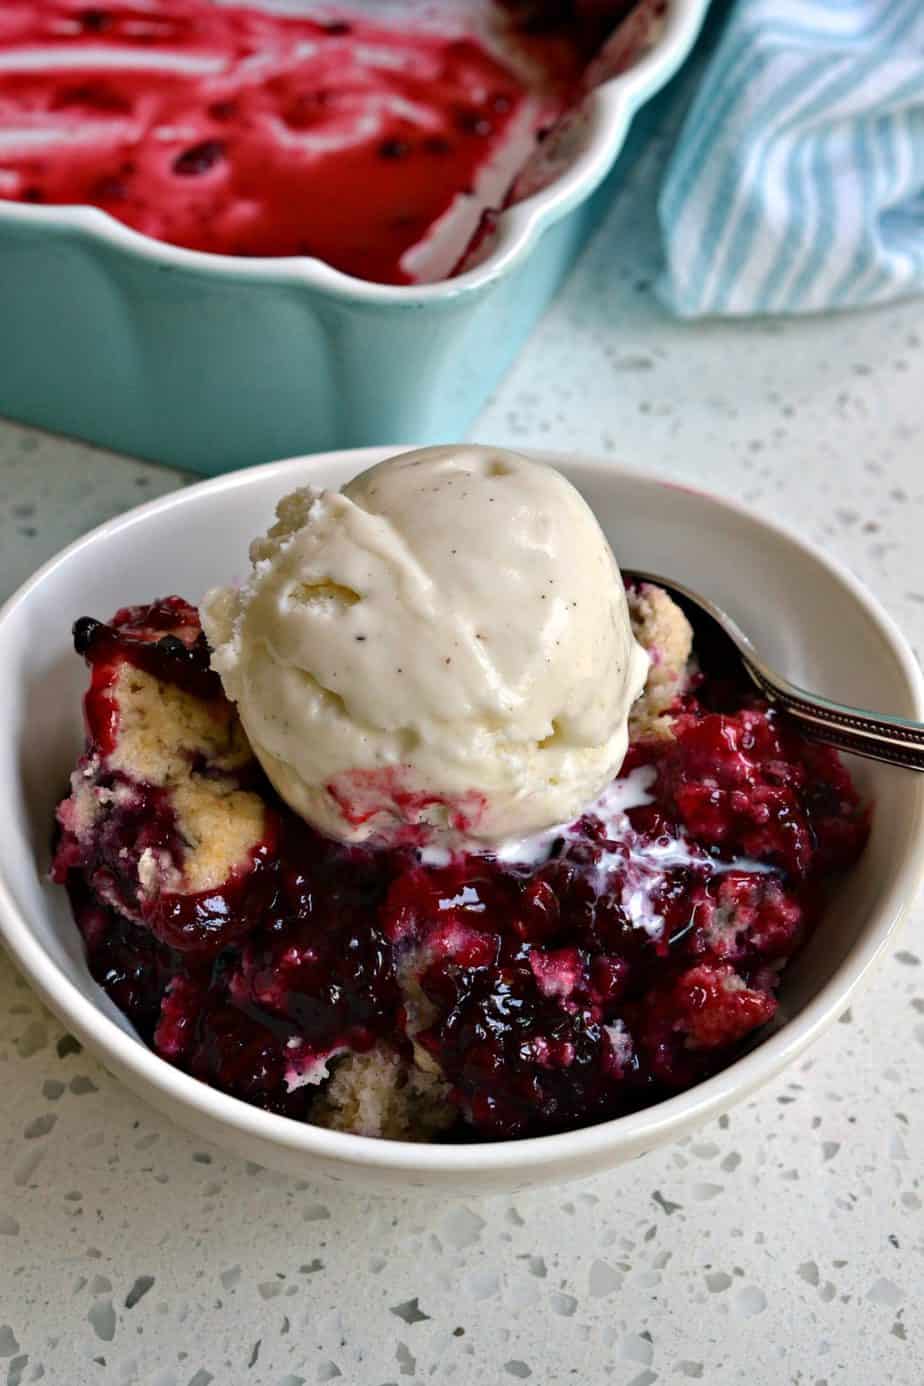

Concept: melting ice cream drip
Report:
left=432, top=763, right=773, bottom=941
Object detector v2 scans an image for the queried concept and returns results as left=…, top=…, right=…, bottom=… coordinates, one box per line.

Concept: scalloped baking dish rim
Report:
left=0, top=0, right=710, bottom=304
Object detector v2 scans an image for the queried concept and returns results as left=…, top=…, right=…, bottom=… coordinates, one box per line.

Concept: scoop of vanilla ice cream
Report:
left=201, top=445, right=649, bottom=847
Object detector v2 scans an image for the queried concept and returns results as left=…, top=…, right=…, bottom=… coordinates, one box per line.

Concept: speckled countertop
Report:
left=2, top=54, right=924, bottom=1386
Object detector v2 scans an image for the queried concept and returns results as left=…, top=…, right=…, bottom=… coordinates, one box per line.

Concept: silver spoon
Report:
left=624, top=570, right=924, bottom=772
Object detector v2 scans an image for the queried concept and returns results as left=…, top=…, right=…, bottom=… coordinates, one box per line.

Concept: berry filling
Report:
left=0, top=0, right=646, bottom=282
left=53, top=592, right=869, bottom=1141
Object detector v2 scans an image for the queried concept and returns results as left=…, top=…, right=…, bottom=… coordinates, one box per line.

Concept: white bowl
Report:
left=1, top=448, right=922, bottom=1194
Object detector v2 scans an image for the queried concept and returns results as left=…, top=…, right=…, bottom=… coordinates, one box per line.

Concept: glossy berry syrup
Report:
left=53, top=597, right=869, bottom=1140
left=0, top=0, right=603, bottom=282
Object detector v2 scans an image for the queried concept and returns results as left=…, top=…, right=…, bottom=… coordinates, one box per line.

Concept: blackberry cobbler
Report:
left=53, top=585, right=868, bottom=1141
left=0, top=0, right=660, bottom=283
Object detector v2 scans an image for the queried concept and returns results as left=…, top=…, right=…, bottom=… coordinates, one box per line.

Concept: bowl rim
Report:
left=1, top=444, right=923, bottom=1178
left=0, top=0, right=709, bottom=306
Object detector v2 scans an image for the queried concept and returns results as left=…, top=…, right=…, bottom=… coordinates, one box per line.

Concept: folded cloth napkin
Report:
left=658, top=0, right=924, bottom=316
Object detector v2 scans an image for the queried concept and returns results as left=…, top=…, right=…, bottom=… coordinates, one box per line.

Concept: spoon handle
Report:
left=621, top=570, right=924, bottom=772
left=744, top=660, right=924, bottom=772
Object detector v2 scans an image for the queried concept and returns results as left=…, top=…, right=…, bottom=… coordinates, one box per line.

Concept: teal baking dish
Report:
left=0, top=0, right=708, bottom=476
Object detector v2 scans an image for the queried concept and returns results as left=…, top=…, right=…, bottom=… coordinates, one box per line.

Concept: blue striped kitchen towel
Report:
left=659, top=0, right=924, bottom=316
